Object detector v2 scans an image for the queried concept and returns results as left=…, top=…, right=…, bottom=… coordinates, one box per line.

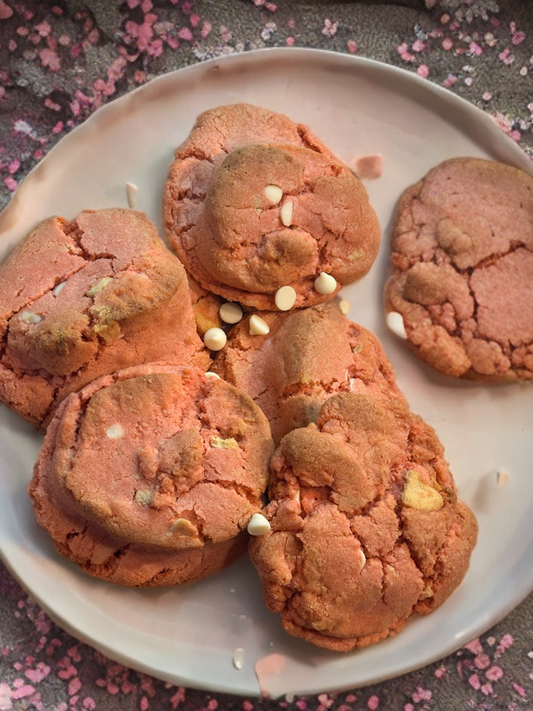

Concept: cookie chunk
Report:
left=163, top=104, right=380, bottom=310
left=385, top=157, right=533, bottom=381
left=0, top=208, right=209, bottom=430
left=249, top=392, right=477, bottom=651
left=29, top=364, right=274, bottom=587
left=212, top=301, right=402, bottom=444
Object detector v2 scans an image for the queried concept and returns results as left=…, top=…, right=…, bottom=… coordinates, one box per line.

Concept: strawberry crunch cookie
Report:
left=0, top=208, right=208, bottom=431
left=29, top=364, right=274, bottom=587
left=163, top=104, right=380, bottom=310
left=249, top=392, right=478, bottom=651
left=386, top=157, right=533, bottom=381
left=212, top=301, right=402, bottom=444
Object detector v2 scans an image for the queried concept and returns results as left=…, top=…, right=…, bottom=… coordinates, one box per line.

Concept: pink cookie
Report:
left=0, top=208, right=208, bottom=430
left=29, top=364, right=274, bottom=587
left=249, top=392, right=478, bottom=651
left=386, top=157, right=533, bottom=381
left=163, top=104, right=380, bottom=310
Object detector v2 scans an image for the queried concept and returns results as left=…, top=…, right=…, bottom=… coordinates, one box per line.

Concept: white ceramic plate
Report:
left=0, top=48, right=532, bottom=698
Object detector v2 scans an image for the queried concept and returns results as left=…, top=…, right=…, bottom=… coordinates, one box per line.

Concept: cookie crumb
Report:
left=275, top=286, right=296, bottom=311
left=314, top=272, right=337, bottom=295
left=264, top=184, right=283, bottom=205
left=211, top=436, right=239, bottom=450
left=497, top=470, right=509, bottom=488
left=249, top=315, right=270, bottom=336
left=106, top=424, right=124, bottom=439
left=354, top=154, right=383, bottom=180
left=339, top=298, right=351, bottom=315
left=204, top=327, right=227, bottom=351
left=126, top=181, right=138, bottom=208
left=233, top=647, right=245, bottom=670
left=280, top=200, right=293, bottom=227
left=386, top=311, right=407, bottom=339
left=219, top=302, right=243, bottom=324
left=247, top=513, right=271, bottom=536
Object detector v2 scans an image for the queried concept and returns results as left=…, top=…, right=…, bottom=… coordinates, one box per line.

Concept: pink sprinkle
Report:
left=367, top=696, right=379, bottom=710
left=35, top=20, right=51, bottom=36
left=434, top=665, right=446, bottom=679
left=469, top=41, right=482, bottom=55
left=11, top=685, right=35, bottom=700
left=485, top=665, right=503, bottom=681
left=347, top=39, right=357, bottom=54
left=8, top=39, right=16, bottom=51
left=7, top=159, right=19, bottom=173
left=296, top=701, right=308, bottom=710
left=0, top=1, right=13, bottom=19
left=469, top=674, right=481, bottom=690
left=140, top=697, right=149, bottom=711
left=481, top=683, right=494, bottom=696
left=127, top=0, right=140, bottom=8
left=141, top=0, right=153, bottom=10
left=44, top=97, right=61, bottom=110
left=286, top=36, right=294, bottom=46
left=107, top=684, right=120, bottom=695
left=482, top=91, right=492, bottom=101
left=243, top=702, right=254, bottom=711
left=404, top=705, right=415, bottom=711
left=265, top=3, right=277, bottom=11
left=189, top=13, right=200, bottom=27
left=25, top=665, right=50, bottom=683
left=177, top=26, right=193, bottom=40
left=412, top=687, right=432, bottom=703
left=496, top=634, right=514, bottom=655
left=207, top=700, right=218, bottom=711
left=82, top=699, right=96, bottom=710
left=200, top=20, right=211, bottom=38
left=442, top=37, right=453, bottom=50
left=475, top=653, right=491, bottom=669
left=170, top=687, right=185, bottom=709
left=512, top=31, right=525, bottom=45
left=417, top=64, right=429, bottom=78
left=513, top=683, right=527, bottom=698
left=412, top=39, right=425, bottom=52
left=39, top=47, right=60, bottom=71
left=5, top=176, right=18, bottom=191
left=464, top=639, right=483, bottom=655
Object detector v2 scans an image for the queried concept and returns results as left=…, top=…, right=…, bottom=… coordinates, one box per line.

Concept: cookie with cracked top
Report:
left=29, top=364, right=274, bottom=587
left=0, top=208, right=209, bottom=431
left=163, top=104, right=380, bottom=310
left=385, top=157, right=533, bottom=381
left=212, top=301, right=403, bottom=445
left=249, top=391, right=478, bottom=651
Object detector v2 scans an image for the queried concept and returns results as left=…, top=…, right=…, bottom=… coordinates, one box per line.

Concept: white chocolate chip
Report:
left=126, top=181, right=138, bottom=209
left=247, top=513, right=271, bottom=536
left=106, top=424, right=124, bottom=439
left=264, top=184, right=283, bottom=205
left=314, top=272, right=337, bottom=295
left=19, top=311, right=42, bottom=324
left=219, top=302, right=243, bottom=324
left=233, top=647, right=245, bottom=670
left=134, top=489, right=152, bottom=505
left=274, top=286, right=296, bottom=311
left=54, top=281, right=67, bottom=296
left=386, top=311, right=407, bottom=340
left=204, top=327, right=227, bottom=351
left=87, top=277, right=113, bottom=298
left=280, top=200, right=293, bottom=227
left=205, top=371, right=221, bottom=379
left=339, top=299, right=351, bottom=315
left=249, top=315, right=270, bottom=336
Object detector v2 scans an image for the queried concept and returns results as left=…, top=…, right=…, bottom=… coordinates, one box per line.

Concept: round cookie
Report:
left=211, top=301, right=402, bottom=444
left=385, top=157, right=533, bottom=381
left=249, top=391, right=478, bottom=651
left=163, top=104, right=380, bottom=310
left=0, top=208, right=209, bottom=431
left=29, top=364, right=274, bottom=587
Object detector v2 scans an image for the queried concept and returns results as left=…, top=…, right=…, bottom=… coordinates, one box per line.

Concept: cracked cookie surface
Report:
left=0, top=208, right=209, bottom=430
left=29, top=364, right=274, bottom=587
left=163, top=104, right=380, bottom=310
left=249, top=391, right=478, bottom=651
left=211, top=301, right=402, bottom=444
left=385, top=157, right=533, bottom=381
